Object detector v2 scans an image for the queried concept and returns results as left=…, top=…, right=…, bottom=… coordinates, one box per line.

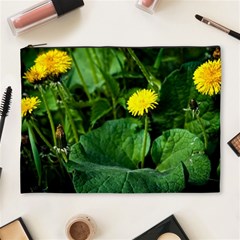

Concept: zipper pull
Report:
left=26, top=43, right=47, bottom=48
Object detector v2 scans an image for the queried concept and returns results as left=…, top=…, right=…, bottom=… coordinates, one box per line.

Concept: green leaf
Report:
left=127, top=48, right=161, bottom=92
left=67, top=119, right=189, bottom=193
left=184, top=95, right=220, bottom=144
left=109, top=48, right=126, bottom=75
left=151, top=128, right=211, bottom=185
left=97, top=66, right=120, bottom=97
left=152, top=61, right=220, bottom=151
left=152, top=62, right=200, bottom=130
left=69, top=48, right=124, bottom=95
left=70, top=48, right=97, bottom=92
left=70, top=118, right=150, bottom=168
left=90, top=98, right=112, bottom=126
left=183, top=154, right=211, bottom=185
left=68, top=161, right=186, bottom=193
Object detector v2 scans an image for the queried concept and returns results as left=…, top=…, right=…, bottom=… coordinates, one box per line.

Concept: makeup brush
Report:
left=0, top=86, right=12, bottom=142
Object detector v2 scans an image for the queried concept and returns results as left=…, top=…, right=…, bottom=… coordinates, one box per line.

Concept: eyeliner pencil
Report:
left=0, top=86, right=12, bottom=142
left=195, top=14, right=240, bottom=40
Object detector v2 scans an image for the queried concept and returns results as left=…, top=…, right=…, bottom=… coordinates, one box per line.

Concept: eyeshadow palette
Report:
left=133, top=215, right=189, bottom=240
left=0, top=217, right=33, bottom=240
left=228, top=132, right=240, bottom=156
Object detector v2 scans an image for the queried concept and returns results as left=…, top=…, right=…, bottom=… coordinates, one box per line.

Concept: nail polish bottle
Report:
left=136, top=0, right=160, bottom=14
left=7, top=0, right=84, bottom=36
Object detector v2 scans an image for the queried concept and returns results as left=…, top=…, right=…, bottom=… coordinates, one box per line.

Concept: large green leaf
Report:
left=67, top=120, right=212, bottom=192
left=68, top=161, right=186, bottom=193
left=70, top=118, right=151, bottom=169
left=151, top=128, right=211, bottom=185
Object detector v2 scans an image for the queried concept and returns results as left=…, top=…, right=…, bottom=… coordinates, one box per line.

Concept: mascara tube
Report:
left=7, top=0, right=84, bottom=36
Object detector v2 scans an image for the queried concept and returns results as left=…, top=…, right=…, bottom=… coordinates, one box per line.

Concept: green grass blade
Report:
left=28, top=124, right=42, bottom=186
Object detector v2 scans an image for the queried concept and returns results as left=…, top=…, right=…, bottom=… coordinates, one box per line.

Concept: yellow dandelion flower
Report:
left=21, top=96, right=41, bottom=117
left=24, top=64, right=47, bottom=84
left=127, top=89, right=158, bottom=116
left=193, top=59, right=221, bottom=96
left=35, top=49, right=72, bottom=77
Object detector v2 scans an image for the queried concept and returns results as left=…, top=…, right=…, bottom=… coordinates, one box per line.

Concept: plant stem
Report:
left=127, top=48, right=161, bottom=92
left=127, top=48, right=150, bottom=81
left=141, top=115, right=148, bottom=168
left=85, top=48, right=99, bottom=85
left=30, top=119, right=53, bottom=149
left=196, top=115, right=208, bottom=150
left=38, top=85, right=57, bottom=146
left=153, top=48, right=164, bottom=69
left=68, top=48, right=91, bottom=100
left=59, top=82, right=74, bottom=102
left=57, top=83, right=79, bottom=143
left=111, top=97, right=117, bottom=119
left=91, top=48, right=102, bottom=69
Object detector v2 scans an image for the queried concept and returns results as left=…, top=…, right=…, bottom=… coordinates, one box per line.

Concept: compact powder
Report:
left=0, top=219, right=30, bottom=240
left=157, top=232, right=181, bottom=240
left=133, top=215, right=189, bottom=240
left=69, top=221, right=90, bottom=240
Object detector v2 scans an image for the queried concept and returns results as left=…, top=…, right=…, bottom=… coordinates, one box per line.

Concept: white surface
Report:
left=0, top=0, right=240, bottom=239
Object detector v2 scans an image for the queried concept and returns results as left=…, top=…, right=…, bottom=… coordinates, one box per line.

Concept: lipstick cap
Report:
left=52, top=0, right=84, bottom=16
left=136, top=0, right=160, bottom=14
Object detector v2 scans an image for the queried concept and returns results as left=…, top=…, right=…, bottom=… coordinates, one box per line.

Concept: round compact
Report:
left=65, top=215, right=97, bottom=240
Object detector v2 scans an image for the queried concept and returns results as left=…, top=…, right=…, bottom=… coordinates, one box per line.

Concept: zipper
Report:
left=24, top=43, right=47, bottom=48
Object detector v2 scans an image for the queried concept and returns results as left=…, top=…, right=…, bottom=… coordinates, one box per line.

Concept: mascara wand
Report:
left=0, top=86, right=12, bottom=142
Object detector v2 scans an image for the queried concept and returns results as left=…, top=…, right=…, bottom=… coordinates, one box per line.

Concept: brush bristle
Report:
left=0, top=86, right=12, bottom=117
left=195, top=14, right=203, bottom=21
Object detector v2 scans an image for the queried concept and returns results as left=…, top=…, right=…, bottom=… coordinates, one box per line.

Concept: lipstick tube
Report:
left=8, top=0, right=84, bottom=36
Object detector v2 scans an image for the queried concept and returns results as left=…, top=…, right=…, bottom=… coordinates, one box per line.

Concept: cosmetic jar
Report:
left=7, top=0, right=84, bottom=36
left=136, top=0, right=159, bottom=14
left=65, top=214, right=97, bottom=240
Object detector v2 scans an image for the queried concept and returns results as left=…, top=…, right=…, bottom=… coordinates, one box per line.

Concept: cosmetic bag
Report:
left=20, top=46, right=221, bottom=193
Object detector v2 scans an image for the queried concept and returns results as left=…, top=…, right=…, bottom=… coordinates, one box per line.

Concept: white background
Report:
left=0, top=0, right=240, bottom=239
